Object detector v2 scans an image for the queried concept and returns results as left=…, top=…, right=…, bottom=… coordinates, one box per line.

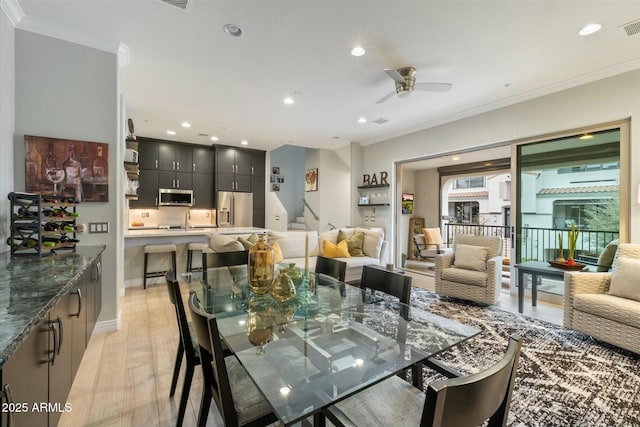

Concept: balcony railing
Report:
left=443, top=223, right=618, bottom=265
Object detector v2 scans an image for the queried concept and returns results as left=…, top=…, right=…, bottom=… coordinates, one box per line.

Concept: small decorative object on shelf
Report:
left=8, top=192, right=79, bottom=256
left=248, top=234, right=275, bottom=294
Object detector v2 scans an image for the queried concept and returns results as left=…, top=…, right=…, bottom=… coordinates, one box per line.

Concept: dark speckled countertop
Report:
left=0, top=245, right=105, bottom=368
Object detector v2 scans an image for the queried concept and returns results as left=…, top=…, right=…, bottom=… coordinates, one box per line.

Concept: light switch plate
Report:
left=89, top=222, right=109, bottom=233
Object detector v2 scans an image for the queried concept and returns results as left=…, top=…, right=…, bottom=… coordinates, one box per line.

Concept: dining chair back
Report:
left=315, top=255, right=347, bottom=282
left=323, top=335, right=522, bottom=427
left=421, top=335, right=522, bottom=426
left=201, top=249, right=248, bottom=270
left=164, top=270, right=200, bottom=427
left=359, top=264, right=412, bottom=305
left=187, top=292, right=277, bottom=427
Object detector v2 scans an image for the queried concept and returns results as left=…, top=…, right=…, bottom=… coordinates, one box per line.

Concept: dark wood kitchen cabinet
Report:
left=157, top=142, right=192, bottom=173
left=0, top=256, right=102, bottom=427
left=130, top=168, right=159, bottom=208
left=192, top=147, right=213, bottom=174
left=193, top=173, right=214, bottom=208
left=158, top=170, right=192, bottom=190
left=216, top=146, right=252, bottom=176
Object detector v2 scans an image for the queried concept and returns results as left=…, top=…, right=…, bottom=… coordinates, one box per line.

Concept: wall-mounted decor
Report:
left=305, top=168, right=318, bottom=192
left=277, top=175, right=284, bottom=183
left=24, top=135, right=109, bottom=202
left=272, top=184, right=280, bottom=192
left=362, top=171, right=389, bottom=186
left=402, top=193, right=414, bottom=214
left=270, top=175, right=276, bottom=183
left=272, top=166, right=281, bottom=175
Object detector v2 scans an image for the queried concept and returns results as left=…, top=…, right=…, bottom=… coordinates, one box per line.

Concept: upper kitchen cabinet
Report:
left=192, top=147, right=214, bottom=174
left=216, top=146, right=252, bottom=176
left=137, top=139, right=158, bottom=170
left=250, top=150, right=266, bottom=177
left=158, top=142, right=192, bottom=172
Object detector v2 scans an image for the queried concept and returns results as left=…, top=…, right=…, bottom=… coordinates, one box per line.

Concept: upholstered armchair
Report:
left=435, top=234, right=503, bottom=305
left=564, top=243, right=640, bottom=354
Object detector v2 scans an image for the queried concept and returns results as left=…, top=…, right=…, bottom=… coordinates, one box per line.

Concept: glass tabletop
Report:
left=181, top=266, right=480, bottom=426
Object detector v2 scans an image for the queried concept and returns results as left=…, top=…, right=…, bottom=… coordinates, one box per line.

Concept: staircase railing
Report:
left=303, top=198, right=319, bottom=221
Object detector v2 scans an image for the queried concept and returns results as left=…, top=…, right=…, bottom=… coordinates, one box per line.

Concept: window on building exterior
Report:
left=449, top=201, right=479, bottom=223
left=454, top=176, right=485, bottom=189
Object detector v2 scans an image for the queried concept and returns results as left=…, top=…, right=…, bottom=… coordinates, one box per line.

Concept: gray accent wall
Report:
left=14, top=29, right=120, bottom=325
left=270, top=144, right=307, bottom=222
left=0, top=8, right=15, bottom=254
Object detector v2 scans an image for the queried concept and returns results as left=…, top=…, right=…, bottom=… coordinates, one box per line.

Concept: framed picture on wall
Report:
left=24, top=135, right=109, bottom=202
left=305, top=168, right=318, bottom=192
left=402, top=193, right=414, bottom=214
left=272, top=184, right=280, bottom=191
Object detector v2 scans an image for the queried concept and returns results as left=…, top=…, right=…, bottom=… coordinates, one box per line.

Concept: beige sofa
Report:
left=564, top=243, right=640, bottom=354
left=267, top=229, right=387, bottom=283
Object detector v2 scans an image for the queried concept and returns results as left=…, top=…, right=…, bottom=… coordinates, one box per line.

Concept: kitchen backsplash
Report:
left=128, top=207, right=217, bottom=228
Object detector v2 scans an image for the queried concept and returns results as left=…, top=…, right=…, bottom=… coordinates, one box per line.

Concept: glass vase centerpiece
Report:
left=271, top=264, right=296, bottom=302
left=248, top=234, right=274, bottom=294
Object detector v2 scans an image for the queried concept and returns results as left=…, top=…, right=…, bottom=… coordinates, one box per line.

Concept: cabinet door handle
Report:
left=94, top=261, right=101, bottom=282
left=193, top=163, right=196, bottom=172
left=56, top=315, right=63, bottom=356
left=155, top=159, right=158, bottom=169
left=177, top=179, right=180, bottom=188
left=72, top=288, right=82, bottom=317
left=172, top=161, right=176, bottom=170
left=155, top=197, right=158, bottom=206
left=177, top=161, right=180, bottom=170
left=251, top=166, right=254, bottom=175
left=3, top=384, right=15, bottom=427
left=48, top=319, right=58, bottom=365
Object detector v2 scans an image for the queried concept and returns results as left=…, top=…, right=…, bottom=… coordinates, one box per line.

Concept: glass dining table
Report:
left=182, top=265, right=480, bottom=426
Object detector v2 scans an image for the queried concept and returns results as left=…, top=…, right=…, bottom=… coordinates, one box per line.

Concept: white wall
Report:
left=0, top=8, right=15, bottom=254
left=14, top=30, right=120, bottom=328
left=360, top=70, right=640, bottom=253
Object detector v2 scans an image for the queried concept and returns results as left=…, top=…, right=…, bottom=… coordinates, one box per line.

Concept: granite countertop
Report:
left=0, top=245, right=106, bottom=368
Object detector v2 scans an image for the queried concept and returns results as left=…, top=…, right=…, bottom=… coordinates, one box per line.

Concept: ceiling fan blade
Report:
left=384, top=68, right=407, bottom=84
left=415, top=82, right=453, bottom=92
left=375, top=90, right=397, bottom=104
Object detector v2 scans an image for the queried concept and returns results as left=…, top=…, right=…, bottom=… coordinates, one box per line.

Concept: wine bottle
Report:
left=62, top=144, right=82, bottom=201
left=92, top=145, right=108, bottom=198
left=25, top=143, right=42, bottom=190
left=78, top=142, right=93, bottom=201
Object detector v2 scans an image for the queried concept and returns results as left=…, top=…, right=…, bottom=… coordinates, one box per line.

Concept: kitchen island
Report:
left=123, top=226, right=266, bottom=288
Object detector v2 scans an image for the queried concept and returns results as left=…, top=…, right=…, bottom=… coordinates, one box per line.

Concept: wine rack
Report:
left=8, top=192, right=79, bottom=256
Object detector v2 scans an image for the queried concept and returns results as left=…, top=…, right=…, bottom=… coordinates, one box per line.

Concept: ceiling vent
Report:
left=373, top=118, right=389, bottom=125
left=620, top=19, right=640, bottom=36
left=160, top=0, right=189, bottom=10
left=197, top=133, right=209, bottom=137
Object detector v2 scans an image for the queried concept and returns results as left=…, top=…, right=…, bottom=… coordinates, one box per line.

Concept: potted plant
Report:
left=566, top=224, right=580, bottom=265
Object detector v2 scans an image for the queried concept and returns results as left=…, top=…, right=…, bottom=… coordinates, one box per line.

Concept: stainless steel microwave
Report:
left=158, top=188, right=193, bottom=206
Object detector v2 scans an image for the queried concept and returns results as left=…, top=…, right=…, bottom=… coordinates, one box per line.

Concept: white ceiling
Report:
left=11, top=0, right=640, bottom=154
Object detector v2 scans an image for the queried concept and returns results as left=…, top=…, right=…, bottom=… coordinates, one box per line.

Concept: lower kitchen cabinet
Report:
left=0, top=256, right=102, bottom=427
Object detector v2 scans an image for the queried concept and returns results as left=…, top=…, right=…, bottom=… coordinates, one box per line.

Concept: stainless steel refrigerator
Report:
left=217, top=192, right=253, bottom=227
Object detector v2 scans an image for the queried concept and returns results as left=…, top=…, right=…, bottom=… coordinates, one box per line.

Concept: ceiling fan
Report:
left=375, top=67, right=452, bottom=104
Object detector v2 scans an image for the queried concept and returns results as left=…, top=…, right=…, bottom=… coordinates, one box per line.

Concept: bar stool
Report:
left=186, top=242, right=209, bottom=273
left=143, top=244, right=177, bottom=289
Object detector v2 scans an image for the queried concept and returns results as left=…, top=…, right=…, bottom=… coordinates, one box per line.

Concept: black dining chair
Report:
left=315, top=255, right=347, bottom=295
left=201, top=249, right=248, bottom=284
left=164, top=270, right=200, bottom=427
left=187, top=292, right=278, bottom=427
left=324, top=335, right=523, bottom=427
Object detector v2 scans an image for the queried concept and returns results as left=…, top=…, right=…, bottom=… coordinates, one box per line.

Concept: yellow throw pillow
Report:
left=323, top=240, right=351, bottom=258
left=271, top=241, right=284, bottom=263
left=338, top=229, right=365, bottom=257
left=422, top=228, right=444, bottom=245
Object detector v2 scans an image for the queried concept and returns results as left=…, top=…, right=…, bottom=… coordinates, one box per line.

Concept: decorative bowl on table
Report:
left=547, top=260, right=587, bottom=271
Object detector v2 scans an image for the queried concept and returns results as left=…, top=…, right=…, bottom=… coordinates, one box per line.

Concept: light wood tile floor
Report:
left=61, top=270, right=562, bottom=427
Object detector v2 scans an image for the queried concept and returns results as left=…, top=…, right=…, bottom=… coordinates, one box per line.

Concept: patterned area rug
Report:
left=405, top=288, right=640, bottom=426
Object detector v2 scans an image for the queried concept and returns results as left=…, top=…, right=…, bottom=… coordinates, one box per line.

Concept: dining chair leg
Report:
left=169, top=343, right=184, bottom=397
left=197, top=384, right=212, bottom=427
left=177, top=363, right=194, bottom=427
left=412, top=364, right=423, bottom=390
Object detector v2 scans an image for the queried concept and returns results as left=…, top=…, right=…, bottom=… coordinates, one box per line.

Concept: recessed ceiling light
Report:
left=358, top=117, right=367, bottom=123
left=181, top=122, right=191, bottom=128
left=283, top=97, right=294, bottom=105
left=579, top=133, right=594, bottom=140
left=452, top=156, right=461, bottom=161
left=350, top=46, right=366, bottom=57
left=579, top=23, right=602, bottom=36
left=223, top=24, right=243, bottom=37
left=240, top=140, right=249, bottom=145
left=210, top=136, right=219, bottom=141
left=167, top=130, right=176, bottom=135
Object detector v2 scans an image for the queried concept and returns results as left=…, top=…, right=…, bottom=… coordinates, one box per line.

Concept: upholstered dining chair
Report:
left=164, top=270, right=200, bottom=427
left=323, top=335, right=522, bottom=427
left=435, top=233, right=503, bottom=305
left=187, top=292, right=278, bottom=427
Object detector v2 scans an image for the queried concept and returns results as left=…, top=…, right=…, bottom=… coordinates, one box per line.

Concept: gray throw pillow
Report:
left=608, top=257, right=640, bottom=301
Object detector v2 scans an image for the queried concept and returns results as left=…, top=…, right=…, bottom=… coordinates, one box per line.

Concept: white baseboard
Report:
left=92, top=310, right=121, bottom=334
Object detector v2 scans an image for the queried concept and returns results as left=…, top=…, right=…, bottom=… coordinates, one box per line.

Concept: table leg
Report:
left=532, top=274, right=538, bottom=307
left=518, top=269, right=524, bottom=313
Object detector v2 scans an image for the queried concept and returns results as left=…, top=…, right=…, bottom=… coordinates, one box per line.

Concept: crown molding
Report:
left=0, top=0, right=25, bottom=27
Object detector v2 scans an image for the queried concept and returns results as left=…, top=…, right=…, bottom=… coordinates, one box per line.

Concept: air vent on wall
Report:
left=160, top=0, right=188, bottom=10
left=620, top=19, right=640, bottom=36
